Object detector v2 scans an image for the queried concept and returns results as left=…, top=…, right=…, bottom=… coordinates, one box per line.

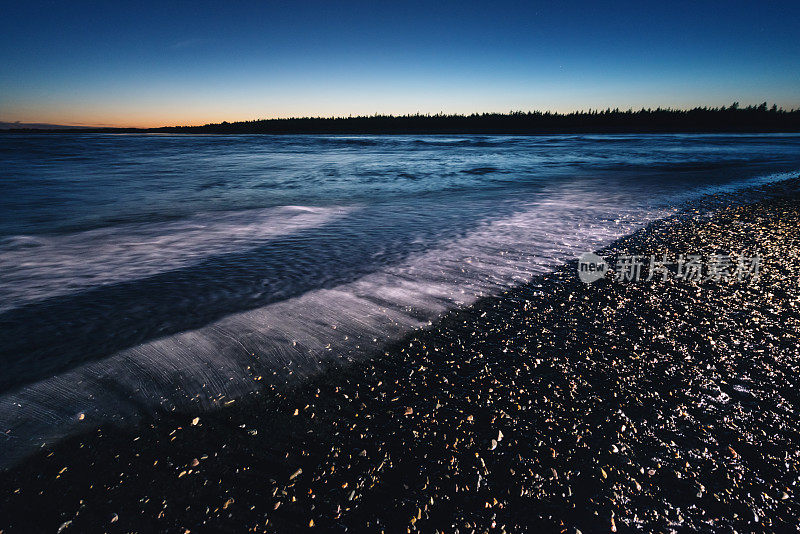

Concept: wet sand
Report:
left=2, top=178, right=800, bottom=533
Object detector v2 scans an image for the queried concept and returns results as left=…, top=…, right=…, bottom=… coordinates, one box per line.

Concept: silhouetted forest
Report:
left=4, top=103, right=800, bottom=134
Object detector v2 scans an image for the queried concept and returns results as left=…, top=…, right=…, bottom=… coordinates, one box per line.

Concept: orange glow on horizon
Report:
left=7, top=100, right=800, bottom=130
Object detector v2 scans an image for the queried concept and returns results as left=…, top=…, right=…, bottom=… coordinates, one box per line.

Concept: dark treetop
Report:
left=3, top=104, right=800, bottom=134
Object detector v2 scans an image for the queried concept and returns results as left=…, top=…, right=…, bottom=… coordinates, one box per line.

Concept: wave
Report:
left=0, top=205, right=352, bottom=312
left=0, top=138, right=797, bottom=469
left=0, top=179, right=666, bottom=468
left=460, top=166, right=501, bottom=175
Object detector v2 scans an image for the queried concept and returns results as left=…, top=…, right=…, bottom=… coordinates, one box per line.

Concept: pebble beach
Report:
left=2, top=177, right=800, bottom=533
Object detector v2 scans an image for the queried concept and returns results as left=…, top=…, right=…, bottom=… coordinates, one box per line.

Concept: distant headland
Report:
left=4, top=103, right=800, bottom=134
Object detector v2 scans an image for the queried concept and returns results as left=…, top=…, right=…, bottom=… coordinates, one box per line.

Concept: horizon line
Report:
left=4, top=102, right=800, bottom=130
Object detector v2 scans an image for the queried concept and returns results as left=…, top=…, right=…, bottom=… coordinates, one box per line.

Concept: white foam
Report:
left=0, top=205, right=352, bottom=312
left=3, top=171, right=795, bottom=468
left=0, top=180, right=666, bottom=467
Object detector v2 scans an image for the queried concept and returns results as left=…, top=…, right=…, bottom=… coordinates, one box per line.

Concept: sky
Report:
left=1, top=0, right=799, bottom=128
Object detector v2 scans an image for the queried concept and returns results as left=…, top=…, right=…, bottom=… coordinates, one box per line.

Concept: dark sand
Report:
left=2, top=178, right=800, bottom=533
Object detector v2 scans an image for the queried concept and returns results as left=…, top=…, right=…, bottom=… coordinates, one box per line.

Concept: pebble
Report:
left=4, top=178, right=800, bottom=534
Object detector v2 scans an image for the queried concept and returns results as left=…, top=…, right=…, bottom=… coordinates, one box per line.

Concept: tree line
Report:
left=5, top=103, right=800, bottom=134
left=153, top=103, right=800, bottom=134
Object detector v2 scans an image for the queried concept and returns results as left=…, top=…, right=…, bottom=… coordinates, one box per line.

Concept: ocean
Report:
left=2, top=132, right=800, bottom=467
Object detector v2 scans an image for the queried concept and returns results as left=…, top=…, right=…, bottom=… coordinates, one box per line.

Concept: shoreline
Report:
left=4, top=130, right=800, bottom=136
left=2, top=177, right=800, bottom=532
left=3, top=106, right=800, bottom=135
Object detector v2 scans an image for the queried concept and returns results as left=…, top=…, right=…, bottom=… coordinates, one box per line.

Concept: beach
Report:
left=2, top=176, right=799, bottom=533
left=5, top=0, right=800, bottom=530
left=5, top=133, right=799, bottom=474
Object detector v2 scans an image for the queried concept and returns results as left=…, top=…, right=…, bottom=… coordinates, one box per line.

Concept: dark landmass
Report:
left=2, top=177, right=800, bottom=532
left=3, top=103, right=800, bottom=135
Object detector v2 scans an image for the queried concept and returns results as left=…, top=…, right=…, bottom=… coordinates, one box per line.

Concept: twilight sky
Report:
left=2, top=0, right=799, bottom=128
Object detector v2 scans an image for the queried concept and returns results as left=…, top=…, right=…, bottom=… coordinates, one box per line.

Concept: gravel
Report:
left=2, top=178, right=800, bottom=533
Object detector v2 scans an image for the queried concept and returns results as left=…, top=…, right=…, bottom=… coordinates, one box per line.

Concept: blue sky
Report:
left=2, top=0, right=799, bottom=127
